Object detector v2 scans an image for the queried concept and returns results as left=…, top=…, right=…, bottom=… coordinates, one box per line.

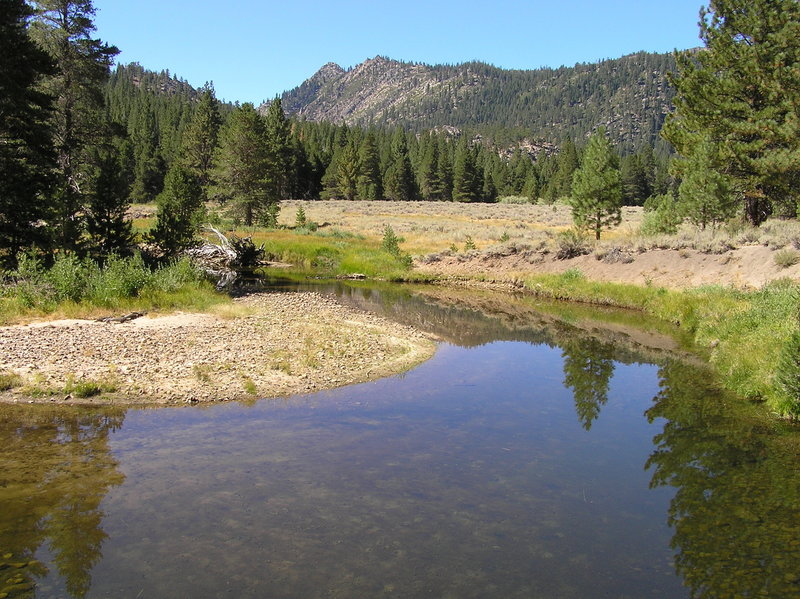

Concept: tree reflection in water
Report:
left=645, top=361, right=800, bottom=598
left=0, top=407, right=125, bottom=598
left=561, top=337, right=615, bottom=431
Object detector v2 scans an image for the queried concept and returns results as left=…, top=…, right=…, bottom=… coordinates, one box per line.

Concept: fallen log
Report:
left=186, top=226, right=266, bottom=290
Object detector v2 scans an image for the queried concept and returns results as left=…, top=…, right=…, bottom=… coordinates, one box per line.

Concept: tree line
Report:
left=3, top=0, right=798, bottom=268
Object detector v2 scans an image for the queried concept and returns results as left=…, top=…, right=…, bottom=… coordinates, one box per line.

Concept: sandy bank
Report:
left=416, top=244, right=800, bottom=289
left=0, top=292, right=437, bottom=406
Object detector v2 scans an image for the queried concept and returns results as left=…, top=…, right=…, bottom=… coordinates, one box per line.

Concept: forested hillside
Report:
left=278, top=53, right=677, bottom=151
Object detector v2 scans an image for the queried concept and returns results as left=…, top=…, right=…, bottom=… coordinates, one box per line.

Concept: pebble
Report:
left=0, top=293, right=435, bottom=405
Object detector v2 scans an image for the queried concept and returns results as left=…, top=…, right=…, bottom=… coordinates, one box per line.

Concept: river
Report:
left=1, top=282, right=798, bottom=598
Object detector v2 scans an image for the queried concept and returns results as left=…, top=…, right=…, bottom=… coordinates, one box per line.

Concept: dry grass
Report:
left=278, top=200, right=646, bottom=255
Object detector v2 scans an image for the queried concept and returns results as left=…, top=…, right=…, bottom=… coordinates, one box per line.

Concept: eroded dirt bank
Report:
left=0, top=292, right=437, bottom=406
left=416, top=244, right=800, bottom=289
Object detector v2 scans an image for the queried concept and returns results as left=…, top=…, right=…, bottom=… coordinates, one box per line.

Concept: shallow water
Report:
left=1, top=284, right=799, bottom=598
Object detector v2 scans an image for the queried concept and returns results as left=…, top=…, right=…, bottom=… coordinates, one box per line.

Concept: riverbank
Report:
left=0, top=292, right=437, bottom=405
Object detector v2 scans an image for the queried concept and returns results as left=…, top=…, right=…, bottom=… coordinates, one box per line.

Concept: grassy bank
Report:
left=0, top=253, right=226, bottom=324
left=522, top=269, right=800, bottom=417
left=252, top=226, right=432, bottom=281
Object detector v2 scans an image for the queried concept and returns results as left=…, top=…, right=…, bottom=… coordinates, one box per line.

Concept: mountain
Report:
left=276, top=53, right=678, bottom=150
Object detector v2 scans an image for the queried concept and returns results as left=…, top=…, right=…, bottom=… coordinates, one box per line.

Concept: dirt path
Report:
left=0, top=292, right=437, bottom=406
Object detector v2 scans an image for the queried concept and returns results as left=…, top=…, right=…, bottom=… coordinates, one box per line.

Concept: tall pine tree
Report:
left=181, top=85, right=221, bottom=201
left=213, top=103, right=274, bottom=226
left=30, top=0, right=119, bottom=252
left=0, top=0, right=55, bottom=266
left=570, top=128, right=622, bottom=240
left=662, top=0, right=800, bottom=225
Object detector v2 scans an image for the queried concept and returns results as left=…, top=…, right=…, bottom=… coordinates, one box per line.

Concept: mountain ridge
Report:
left=274, top=52, right=678, bottom=150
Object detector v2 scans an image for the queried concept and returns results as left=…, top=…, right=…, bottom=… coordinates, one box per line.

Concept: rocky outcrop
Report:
left=272, top=52, right=677, bottom=148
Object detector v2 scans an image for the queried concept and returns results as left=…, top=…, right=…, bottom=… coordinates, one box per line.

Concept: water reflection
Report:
left=1, top=284, right=800, bottom=598
left=0, top=407, right=124, bottom=598
left=646, top=362, right=800, bottom=598
left=561, top=338, right=615, bottom=431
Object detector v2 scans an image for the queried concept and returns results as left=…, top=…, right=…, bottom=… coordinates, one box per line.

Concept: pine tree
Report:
left=384, top=129, right=417, bottom=201
left=129, top=100, right=163, bottom=203
left=263, top=98, right=293, bottom=201
left=335, top=140, right=359, bottom=200
left=570, top=128, right=622, bottom=240
left=0, top=0, right=55, bottom=267
left=212, top=103, right=274, bottom=226
left=181, top=85, right=221, bottom=200
left=357, top=130, right=382, bottom=200
left=436, top=137, right=453, bottom=201
left=546, top=139, right=579, bottom=202
left=452, top=137, right=482, bottom=202
left=677, top=137, right=737, bottom=230
left=30, top=0, right=119, bottom=252
left=147, top=164, right=204, bottom=256
left=621, top=154, right=649, bottom=205
left=662, top=0, right=800, bottom=225
left=419, top=135, right=442, bottom=201
left=86, top=148, right=134, bottom=259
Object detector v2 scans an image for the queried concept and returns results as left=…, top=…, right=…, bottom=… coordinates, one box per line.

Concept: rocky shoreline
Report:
left=0, top=292, right=437, bottom=406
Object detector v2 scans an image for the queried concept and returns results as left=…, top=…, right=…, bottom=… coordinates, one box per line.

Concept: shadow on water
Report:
left=0, top=280, right=798, bottom=597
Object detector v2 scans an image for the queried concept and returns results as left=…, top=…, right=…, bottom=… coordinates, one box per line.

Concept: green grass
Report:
left=251, top=228, right=420, bottom=280
left=522, top=270, right=800, bottom=417
left=0, top=253, right=229, bottom=324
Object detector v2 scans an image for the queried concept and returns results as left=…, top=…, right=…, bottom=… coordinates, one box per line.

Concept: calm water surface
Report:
left=1, top=284, right=799, bottom=598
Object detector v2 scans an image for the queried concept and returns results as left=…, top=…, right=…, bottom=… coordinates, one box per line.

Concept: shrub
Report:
left=464, top=236, right=477, bottom=251
left=555, top=229, right=590, bottom=260
left=774, top=248, right=800, bottom=269
left=0, top=370, right=22, bottom=391
left=640, top=194, right=682, bottom=236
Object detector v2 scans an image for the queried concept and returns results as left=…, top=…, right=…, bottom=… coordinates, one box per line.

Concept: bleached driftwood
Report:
left=186, top=226, right=266, bottom=290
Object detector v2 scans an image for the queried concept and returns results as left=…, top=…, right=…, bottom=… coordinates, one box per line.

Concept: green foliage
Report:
left=640, top=194, right=682, bottom=236
left=86, top=149, right=135, bottom=259
left=0, top=0, right=55, bottom=268
left=777, top=331, right=800, bottom=415
left=148, top=164, right=204, bottom=256
left=463, top=236, right=477, bottom=251
left=663, top=0, right=800, bottom=225
left=522, top=273, right=800, bottom=416
left=295, top=206, right=307, bottom=228
left=213, top=103, right=275, bottom=227
left=30, top=0, right=119, bottom=253
left=381, top=225, right=403, bottom=255
left=259, top=228, right=414, bottom=278
left=453, top=137, right=483, bottom=202
left=675, top=137, right=736, bottom=230
left=181, top=85, right=222, bottom=199
left=0, top=253, right=209, bottom=317
left=570, top=128, right=622, bottom=240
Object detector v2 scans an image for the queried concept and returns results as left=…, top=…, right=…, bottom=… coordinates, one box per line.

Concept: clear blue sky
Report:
left=93, top=0, right=705, bottom=105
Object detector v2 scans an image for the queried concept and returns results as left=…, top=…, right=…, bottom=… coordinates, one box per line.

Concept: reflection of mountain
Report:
left=0, top=407, right=125, bottom=598
left=646, top=362, right=800, bottom=598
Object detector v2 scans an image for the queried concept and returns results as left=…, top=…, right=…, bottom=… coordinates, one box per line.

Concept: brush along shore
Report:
left=0, top=292, right=437, bottom=405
